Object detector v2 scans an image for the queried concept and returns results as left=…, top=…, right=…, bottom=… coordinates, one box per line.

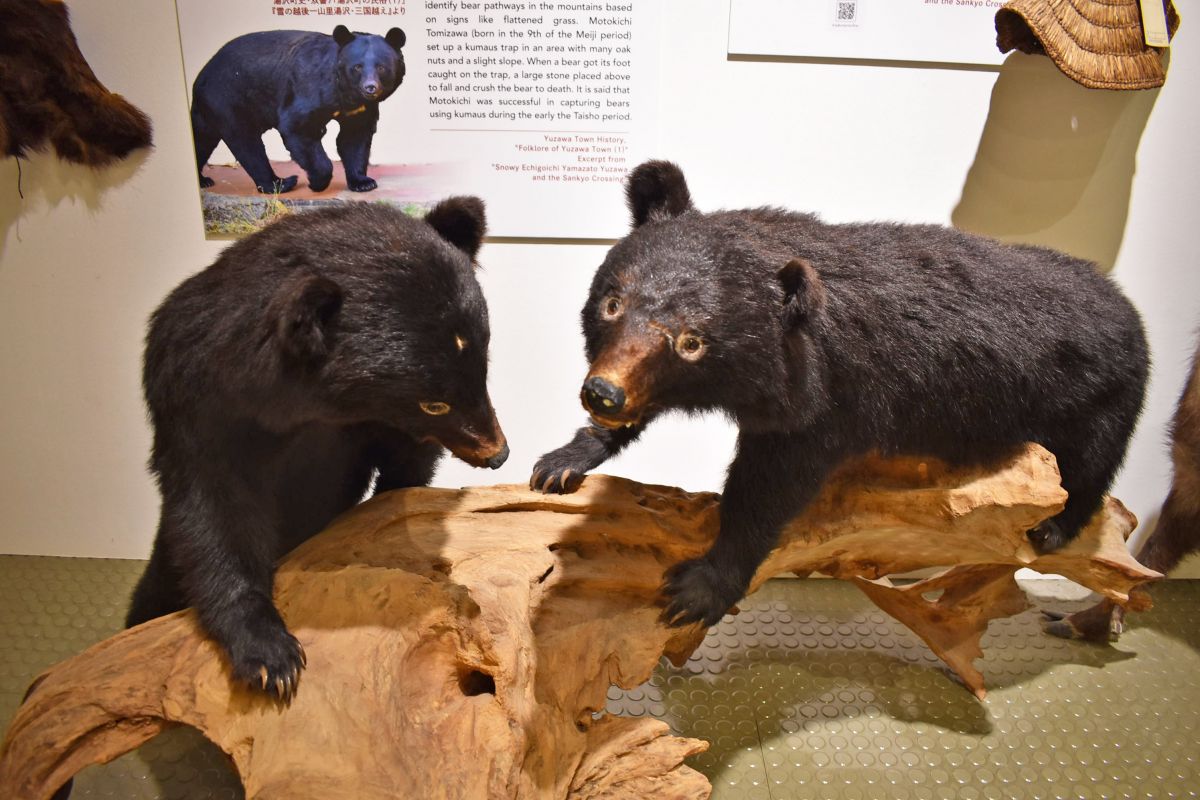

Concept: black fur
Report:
left=532, top=159, right=1149, bottom=628
left=128, top=200, right=507, bottom=699
left=423, top=195, right=487, bottom=260
left=190, top=25, right=406, bottom=194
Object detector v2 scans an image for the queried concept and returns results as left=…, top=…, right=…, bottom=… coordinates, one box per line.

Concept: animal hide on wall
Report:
left=0, top=0, right=152, bottom=167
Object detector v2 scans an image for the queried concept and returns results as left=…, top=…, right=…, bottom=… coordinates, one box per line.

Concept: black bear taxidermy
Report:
left=532, top=159, right=1149, bottom=629
left=128, top=199, right=508, bottom=700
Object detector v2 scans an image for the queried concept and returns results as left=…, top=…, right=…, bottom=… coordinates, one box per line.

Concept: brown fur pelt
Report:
left=0, top=0, right=152, bottom=167
left=1139, top=337, right=1200, bottom=576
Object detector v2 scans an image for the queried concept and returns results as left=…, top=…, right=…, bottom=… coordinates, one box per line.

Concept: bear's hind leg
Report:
left=223, top=131, right=298, bottom=194
left=1028, top=442, right=1119, bottom=553
left=191, top=108, right=221, bottom=189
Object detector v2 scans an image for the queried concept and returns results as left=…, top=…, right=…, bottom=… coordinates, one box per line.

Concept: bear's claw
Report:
left=660, top=557, right=743, bottom=629
left=222, top=601, right=307, bottom=704
left=348, top=176, right=378, bottom=192
left=529, top=451, right=589, bottom=494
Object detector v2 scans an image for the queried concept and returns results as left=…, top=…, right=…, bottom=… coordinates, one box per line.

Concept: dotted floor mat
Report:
left=1, top=556, right=1197, bottom=799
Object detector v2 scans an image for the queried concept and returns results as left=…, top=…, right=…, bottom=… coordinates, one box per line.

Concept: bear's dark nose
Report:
left=583, top=376, right=626, bottom=416
left=363, top=82, right=380, bottom=96
left=486, top=443, right=510, bottom=470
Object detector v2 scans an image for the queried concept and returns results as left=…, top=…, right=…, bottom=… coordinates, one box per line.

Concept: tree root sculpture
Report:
left=0, top=444, right=1160, bottom=799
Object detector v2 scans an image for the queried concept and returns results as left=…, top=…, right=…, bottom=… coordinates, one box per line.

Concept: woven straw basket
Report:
left=996, top=0, right=1181, bottom=89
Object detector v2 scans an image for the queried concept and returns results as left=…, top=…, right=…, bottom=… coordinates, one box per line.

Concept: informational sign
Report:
left=728, top=0, right=1006, bottom=67
left=176, top=1, right=661, bottom=238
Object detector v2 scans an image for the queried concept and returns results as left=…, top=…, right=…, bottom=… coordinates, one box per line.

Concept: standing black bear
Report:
left=191, top=25, right=405, bottom=194
left=128, top=199, right=508, bottom=700
left=531, top=160, right=1149, bottom=628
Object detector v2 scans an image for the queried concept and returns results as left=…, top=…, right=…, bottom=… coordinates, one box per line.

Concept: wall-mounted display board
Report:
left=176, top=0, right=661, bottom=238
left=728, top=0, right=1006, bottom=66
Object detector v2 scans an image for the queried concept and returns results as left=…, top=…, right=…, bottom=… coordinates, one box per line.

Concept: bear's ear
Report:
left=272, top=272, right=344, bottom=363
left=385, top=28, right=407, bottom=51
left=425, top=196, right=487, bottom=260
left=777, top=257, right=826, bottom=330
left=333, top=25, right=356, bottom=48
left=626, top=160, right=694, bottom=228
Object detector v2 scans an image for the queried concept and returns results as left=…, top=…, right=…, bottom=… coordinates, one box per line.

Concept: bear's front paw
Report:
left=220, top=601, right=307, bottom=703
left=199, top=175, right=215, bottom=189
left=529, top=448, right=589, bottom=494
left=660, top=557, right=745, bottom=628
left=347, top=176, right=378, bottom=192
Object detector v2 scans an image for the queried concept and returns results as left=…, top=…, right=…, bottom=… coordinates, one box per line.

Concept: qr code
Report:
left=835, top=1, right=857, bottom=22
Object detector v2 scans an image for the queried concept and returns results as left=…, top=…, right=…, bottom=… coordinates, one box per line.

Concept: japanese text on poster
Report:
left=176, top=0, right=660, bottom=238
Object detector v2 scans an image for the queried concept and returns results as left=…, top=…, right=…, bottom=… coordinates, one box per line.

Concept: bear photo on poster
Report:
left=531, top=160, right=1149, bottom=629
left=190, top=25, right=406, bottom=195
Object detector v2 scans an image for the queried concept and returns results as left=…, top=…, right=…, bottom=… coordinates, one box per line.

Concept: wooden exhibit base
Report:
left=0, top=444, right=1160, bottom=800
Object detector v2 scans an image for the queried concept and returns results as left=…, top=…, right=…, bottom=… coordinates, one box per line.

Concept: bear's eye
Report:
left=675, top=333, right=705, bottom=362
left=353, top=64, right=363, bottom=74
left=420, top=401, right=451, bottom=416
left=601, top=296, right=623, bottom=320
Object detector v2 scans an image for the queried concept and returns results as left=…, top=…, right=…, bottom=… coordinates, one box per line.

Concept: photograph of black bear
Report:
left=190, top=25, right=406, bottom=194
left=531, top=160, right=1149, bottom=629
left=128, top=199, right=508, bottom=700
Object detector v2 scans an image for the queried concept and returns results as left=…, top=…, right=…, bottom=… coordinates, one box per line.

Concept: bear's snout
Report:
left=582, top=376, right=626, bottom=417
left=435, top=406, right=509, bottom=470
left=362, top=81, right=381, bottom=98
left=486, top=442, right=510, bottom=470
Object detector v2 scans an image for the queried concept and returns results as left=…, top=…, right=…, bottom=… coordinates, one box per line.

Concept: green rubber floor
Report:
left=1, top=556, right=1197, bottom=799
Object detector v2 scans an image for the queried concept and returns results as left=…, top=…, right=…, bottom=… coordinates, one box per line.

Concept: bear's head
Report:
left=333, top=25, right=406, bottom=105
left=577, top=160, right=827, bottom=430
left=268, top=198, right=507, bottom=469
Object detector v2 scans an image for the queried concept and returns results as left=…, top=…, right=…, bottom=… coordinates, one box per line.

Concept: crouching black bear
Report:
left=531, top=160, right=1149, bottom=629
left=191, top=25, right=406, bottom=194
left=128, top=199, right=508, bottom=700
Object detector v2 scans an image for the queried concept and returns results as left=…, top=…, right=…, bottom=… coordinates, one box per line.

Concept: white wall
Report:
left=1, top=1, right=1196, bottom=575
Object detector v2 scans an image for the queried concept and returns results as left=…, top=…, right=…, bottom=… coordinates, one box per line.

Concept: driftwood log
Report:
left=0, top=444, right=1160, bottom=800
